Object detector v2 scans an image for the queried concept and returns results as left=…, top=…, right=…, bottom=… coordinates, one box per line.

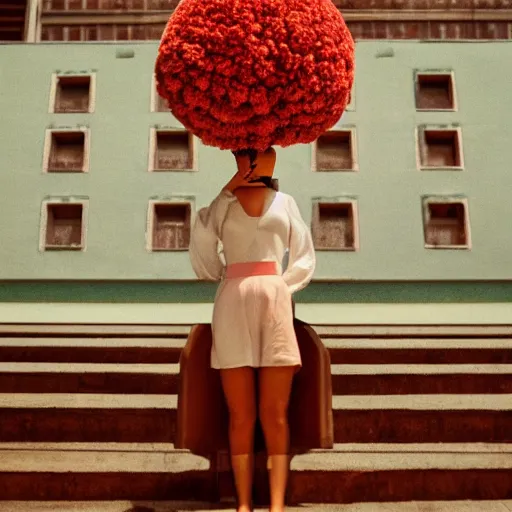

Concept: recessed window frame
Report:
left=49, top=73, right=96, bottom=114
left=147, top=199, right=195, bottom=252
left=422, top=196, right=471, bottom=250
left=312, top=128, right=359, bottom=172
left=311, top=198, right=360, bottom=252
left=416, top=126, right=464, bottom=171
left=39, top=198, right=89, bottom=252
left=42, top=127, right=91, bottom=174
left=414, top=70, right=457, bottom=112
left=151, top=73, right=170, bottom=113
left=148, top=128, right=197, bottom=172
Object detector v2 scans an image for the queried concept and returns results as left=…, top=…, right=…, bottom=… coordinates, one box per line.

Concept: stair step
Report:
left=325, top=338, right=512, bottom=349
left=0, top=394, right=510, bottom=443
left=0, top=325, right=192, bottom=335
left=326, top=338, right=512, bottom=365
left=328, top=348, right=512, bottom=365
left=293, top=443, right=512, bottom=471
left=1, top=393, right=511, bottom=410
left=0, top=443, right=510, bottom=502
left=331, top=373, right=512, bottom=395
left=0, top=347, right=182, bottom=364
left=1, top=338, right=511, bottom=365
left=6, top=325, right=512, bottom=336
left=1, top=363, right=509, bottom=394
left=0, top=363, right=180, bottom=373
left=0, top=371, right=178, bottom=394
left=0, top=393, right=177, bottom=408
left=333, top=365, right=512, bottom=374
left=0, top=442, right=510, bottom=471
left=2, top=363, right=510, bottom=374
left=332, top=394, right=512, bottom=409
left=315, top=326, right=512, bottom=336
left=0, top=443, right=207, bottom=472
left=1, top=503, right=512, bottom=512
left=0, top=338, right=186, bottom=347
left=0, top=338, right=183, bottom=364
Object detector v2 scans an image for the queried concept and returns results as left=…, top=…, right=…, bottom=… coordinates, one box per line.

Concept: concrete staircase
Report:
left=0, top=323, right=511, bottom=504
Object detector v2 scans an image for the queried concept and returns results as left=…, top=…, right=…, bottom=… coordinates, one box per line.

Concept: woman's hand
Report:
left=223, top=167, right=255, bottom=192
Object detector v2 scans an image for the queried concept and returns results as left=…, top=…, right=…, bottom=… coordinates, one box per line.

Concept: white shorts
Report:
left=211, top=273, right=301, bottom=370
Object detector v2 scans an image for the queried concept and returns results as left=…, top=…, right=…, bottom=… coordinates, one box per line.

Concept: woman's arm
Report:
left=189, top=192, right=233, bottom=281
left=281, top=194, right=316, bottom=295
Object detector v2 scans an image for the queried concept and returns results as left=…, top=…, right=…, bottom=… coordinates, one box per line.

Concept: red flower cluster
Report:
left=155, top=0, right=355, bottom=151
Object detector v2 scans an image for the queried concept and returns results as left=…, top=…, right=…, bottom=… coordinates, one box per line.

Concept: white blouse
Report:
left=189, top=189, right=316, bottom=294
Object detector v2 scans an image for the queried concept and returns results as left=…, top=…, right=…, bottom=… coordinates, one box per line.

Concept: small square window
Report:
left=45, top=130, right=88, bottom=173
left=52, top=75, right=93, bottom=113
left=150, top=130, right=194, bottom=171
left=423, top=199, right=470, bottom=249
left=150, top=202, right=191, bottom=251
left=418, top=129, right=463, bottom=169
left=314, top=130, right=357, bottom=172
left=312, top=201, right=358, bottom=251
left=416, top=73, right=455, bottom=111
left=43, top=203, right=85, bottom=251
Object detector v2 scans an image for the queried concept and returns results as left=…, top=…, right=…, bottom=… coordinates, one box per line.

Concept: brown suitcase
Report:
left=175, top=318, right=333, bottom=458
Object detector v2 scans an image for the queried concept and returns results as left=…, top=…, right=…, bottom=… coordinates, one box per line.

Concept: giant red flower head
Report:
left=155, top=0, right=355, bottom=152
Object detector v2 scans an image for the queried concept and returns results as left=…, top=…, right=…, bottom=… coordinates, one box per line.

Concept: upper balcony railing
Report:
left=9, top=0, right=512, bottom=42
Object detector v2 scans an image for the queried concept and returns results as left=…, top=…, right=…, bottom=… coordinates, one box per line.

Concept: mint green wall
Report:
left=1, top=41, right=511, bottom=281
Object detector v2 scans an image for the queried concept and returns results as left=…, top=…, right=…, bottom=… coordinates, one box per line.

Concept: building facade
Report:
left=0, top=40, right=512, bottom=325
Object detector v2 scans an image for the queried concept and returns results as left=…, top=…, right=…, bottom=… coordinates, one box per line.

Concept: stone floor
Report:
left=2, top=501, right=512, bottom=512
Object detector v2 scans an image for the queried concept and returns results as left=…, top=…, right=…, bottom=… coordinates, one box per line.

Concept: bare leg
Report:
left=220, top=367, right=257, bottom=512
left=258, top=366, right=296, bottom=512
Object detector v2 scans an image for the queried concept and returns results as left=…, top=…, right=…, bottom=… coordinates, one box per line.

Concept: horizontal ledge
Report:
left=0, top=323, right=193, bottom=335
left=0, top=363, right=180, bottom=373
left=2, top=503, right=512, bottom=512
left=3, top=281, right=512, bottom=304
left=0, top=393, right=178, bottom=409
left=332, top=394, right=512, bottom=410
left=324, top=338, right=512, bottom=349
left=291, top=450, right=512, bottom=471
left=0, top=503, right=218, bottom=512
left=1, top=393, right=511, bottom=410
left=0, top=448, right=208, bottom=473
left=39, top=9, right=512, bottom=25
left=0, top=442, right=178, bottom=452
left=0, top=337, right=187, bottom=348
left=1, top=363, right=511, bottom=375
left=0, top=443, right=511, bottom=472
left=1, top=336, right=512, bottom=349
left=313, top=323, right=512, bottom=334
left=1, top=441, right=510, bottom=454
left=331, top=364, right=512, bottom=375
left=3, top=319, right=512, bottom=332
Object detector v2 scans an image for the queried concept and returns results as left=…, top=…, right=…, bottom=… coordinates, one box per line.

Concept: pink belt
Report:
left=225, top=261, right=278, bottom=279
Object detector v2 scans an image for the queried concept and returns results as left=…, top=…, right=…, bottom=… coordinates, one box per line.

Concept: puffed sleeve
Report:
left=189, top=190, right=234, bottom=281
left=282, top=194, right=316, bottom=294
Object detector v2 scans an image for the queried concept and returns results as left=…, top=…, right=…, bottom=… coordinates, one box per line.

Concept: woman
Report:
left=188, top=147, right=316, bottom=512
